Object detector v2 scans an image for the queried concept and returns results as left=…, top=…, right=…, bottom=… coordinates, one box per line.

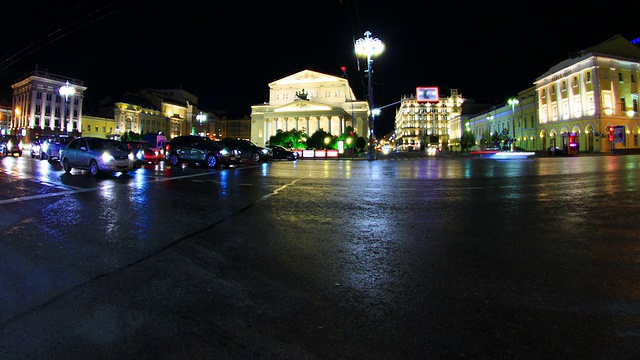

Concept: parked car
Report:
left=122, top=140, right=160, bottom=165
left=30, top=137, right=48, bottom=159
left=165, top=135, right=238, bottom=169
left=268, top=145, right=299, bottom=161
left=219, top=138, right=272, bottom=163
left=1, top=135, right=23, bottom=156
left=41, top=135, right=74, bottom=162
left=547, top=146, right=563, bottom=155
left=60, top=137, right=135, bottom=176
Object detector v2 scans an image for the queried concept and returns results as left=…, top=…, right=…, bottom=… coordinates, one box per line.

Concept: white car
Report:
left=60, top=137, right=135, bottom=176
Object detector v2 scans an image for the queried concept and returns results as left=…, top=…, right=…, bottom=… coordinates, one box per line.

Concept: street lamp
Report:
left=196, top=111, right=207, bottom=136
left=508, top=98, right=519, bottom=150
left=355, top=31, right=384, bottom=161
left=59, top=80, right=75, bottom=135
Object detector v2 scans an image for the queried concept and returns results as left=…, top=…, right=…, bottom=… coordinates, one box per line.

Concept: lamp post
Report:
left=59, top=80, right=75, bottom=135
left=355, top=31, right=384, bottom=161
left=196, top=111, right=207, bottom=136
left=508, top=98, right=519, bottom=151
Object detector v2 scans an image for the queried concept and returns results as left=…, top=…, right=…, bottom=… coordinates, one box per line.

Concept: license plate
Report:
left=116, top=160, right=128, bottom=167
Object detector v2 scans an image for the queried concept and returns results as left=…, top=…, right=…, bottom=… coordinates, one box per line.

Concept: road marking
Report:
left=0, top=171, right=222, bottom=205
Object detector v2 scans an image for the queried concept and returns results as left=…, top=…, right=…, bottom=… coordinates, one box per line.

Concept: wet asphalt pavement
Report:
left=1, top=152, right=640, bottom=359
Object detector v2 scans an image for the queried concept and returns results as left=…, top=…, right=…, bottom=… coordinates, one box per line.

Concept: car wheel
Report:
left=250, top=151, right=261, bottom=163
left=206, top=154, right=218, bottom=168
left=89, top=159, right=100, bottom=176
left=169, top=153, right=180, bottom=166
left=62, top=158, right=72, bottom=173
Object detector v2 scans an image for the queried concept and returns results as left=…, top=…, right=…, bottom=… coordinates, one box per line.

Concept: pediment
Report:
left=273, top=99, right=334, bottom=113
left=269, top=70, right=345, bottom=87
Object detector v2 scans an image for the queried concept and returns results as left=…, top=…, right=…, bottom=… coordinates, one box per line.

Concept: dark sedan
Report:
left=41, top=135, right=74, bottom=162
left=268, top=145, right=299, bottom=161
left=1, top=135, right=23, bottom=156
left=165, top=135, right=238, bottom=169
left=219, top=138, right=272, bottom=163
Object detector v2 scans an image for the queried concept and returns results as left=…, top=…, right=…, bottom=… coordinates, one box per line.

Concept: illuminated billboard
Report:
left=416, top=87, right=439, bottom=102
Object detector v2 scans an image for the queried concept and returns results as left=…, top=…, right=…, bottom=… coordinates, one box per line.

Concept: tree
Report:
left=268, top=129, right=308, bottom=149
left=307, top=129, right=333, bottom=149
left=460, top=131, right=476, bottom=152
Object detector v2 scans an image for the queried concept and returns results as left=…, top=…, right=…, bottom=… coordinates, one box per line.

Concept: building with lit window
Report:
left=10, top=68, right=86, bottom=141
left=535, top=34, right=640, bottom=153
left=250, top=69, right=369, bottom=147
left=394, top=89, right=463, bottom=151
left=467, top=34, right=640, bottom=154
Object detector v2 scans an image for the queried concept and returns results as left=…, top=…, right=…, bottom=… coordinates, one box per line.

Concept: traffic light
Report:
left=340, top=66, right=347, bottom=78
left=608, top=126, right=614, bottom=142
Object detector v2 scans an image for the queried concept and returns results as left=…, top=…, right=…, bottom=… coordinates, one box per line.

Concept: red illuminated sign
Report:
left=416, top=87, right=439, bottom=102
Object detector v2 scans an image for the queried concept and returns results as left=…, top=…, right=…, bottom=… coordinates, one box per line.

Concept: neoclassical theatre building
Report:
left=250, top=70, right=369, bottom=147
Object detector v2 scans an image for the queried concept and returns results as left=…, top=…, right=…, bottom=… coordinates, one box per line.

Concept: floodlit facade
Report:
left=250, top=70, right=369, bottom=147
left=535, top=34, right=640, bottom=152
left=467, top=34, right=640, bottom=154
left=394, top=89, right=463, bottom=151
left=10, top=69, right=86, bottom=140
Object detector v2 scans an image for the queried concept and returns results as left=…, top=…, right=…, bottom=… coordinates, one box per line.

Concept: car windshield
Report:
left=51, top=137, right=71, bottom=145
left=85, top=138, right=121, bottom=150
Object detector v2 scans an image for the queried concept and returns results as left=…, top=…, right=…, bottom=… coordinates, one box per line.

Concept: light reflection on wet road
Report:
left=1, top=154, right=640, bottom=358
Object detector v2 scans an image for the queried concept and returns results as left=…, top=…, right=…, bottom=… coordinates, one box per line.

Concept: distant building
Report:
left=0, top=104, right=11, bottom=136
left=467, top=34, right=640, bottom=154
left=535, top=34, right=640, bottom=153
left=394, top=89, right=464, bottom=151
left=250, top=69, right=369, bottom=147
left=10, top=68, right=87, bottom=141
left=81, top=115, right=116, bottom=139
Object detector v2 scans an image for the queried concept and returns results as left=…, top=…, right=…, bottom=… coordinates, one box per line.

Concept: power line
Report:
left=0, top=0, right=140, bottom=72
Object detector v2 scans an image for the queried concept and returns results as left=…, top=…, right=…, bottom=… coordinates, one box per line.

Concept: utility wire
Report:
left=0, top=0, right=140, bottom=72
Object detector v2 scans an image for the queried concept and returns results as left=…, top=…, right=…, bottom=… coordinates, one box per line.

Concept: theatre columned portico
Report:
left=251, top=70, right=369, bottom=147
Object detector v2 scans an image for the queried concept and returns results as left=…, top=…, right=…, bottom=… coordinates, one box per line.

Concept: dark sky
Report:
left=1, top=0, right=638, bottom=137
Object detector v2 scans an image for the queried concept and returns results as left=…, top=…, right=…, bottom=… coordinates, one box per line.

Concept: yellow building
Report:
left=467, top=34, right=640, bottom=154
left=536, top=34, right=640, bottom=153
left=81, top=115, right=116, bottom=138
left=250, top=69, right=369, bottom=147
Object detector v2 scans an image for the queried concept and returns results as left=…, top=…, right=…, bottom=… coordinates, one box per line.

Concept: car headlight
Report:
left=220, top=149, right=228, bottom=156
left=261, top=148, right=269, bottom=155
left=101, top=152, right=115, bottom=162
left=136, top=150, right=144, bottom=160
left=128, top=153, right=135, bottom=161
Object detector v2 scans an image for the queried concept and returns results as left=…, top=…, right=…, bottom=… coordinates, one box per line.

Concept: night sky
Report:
left=1, top=0, right=638, bottom=137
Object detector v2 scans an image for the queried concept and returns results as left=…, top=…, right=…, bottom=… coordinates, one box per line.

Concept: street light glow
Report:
left=58, top=80, right=75, bottom=100
left=355, top=31, right=384, bottom=161
left=59, top=80, right=75, bottom=134
left=355, top=31, right=385, bottom=58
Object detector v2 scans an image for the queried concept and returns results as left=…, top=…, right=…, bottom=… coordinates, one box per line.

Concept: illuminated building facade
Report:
left=394, top=89, right=463, bottom=151
left=468, top=34, right=640, bottom=153
left=250, top=70, right=369, bottom=147
left=535, top=34, right=640, bottom=152
left=10, top=69, right=86, bottom=140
